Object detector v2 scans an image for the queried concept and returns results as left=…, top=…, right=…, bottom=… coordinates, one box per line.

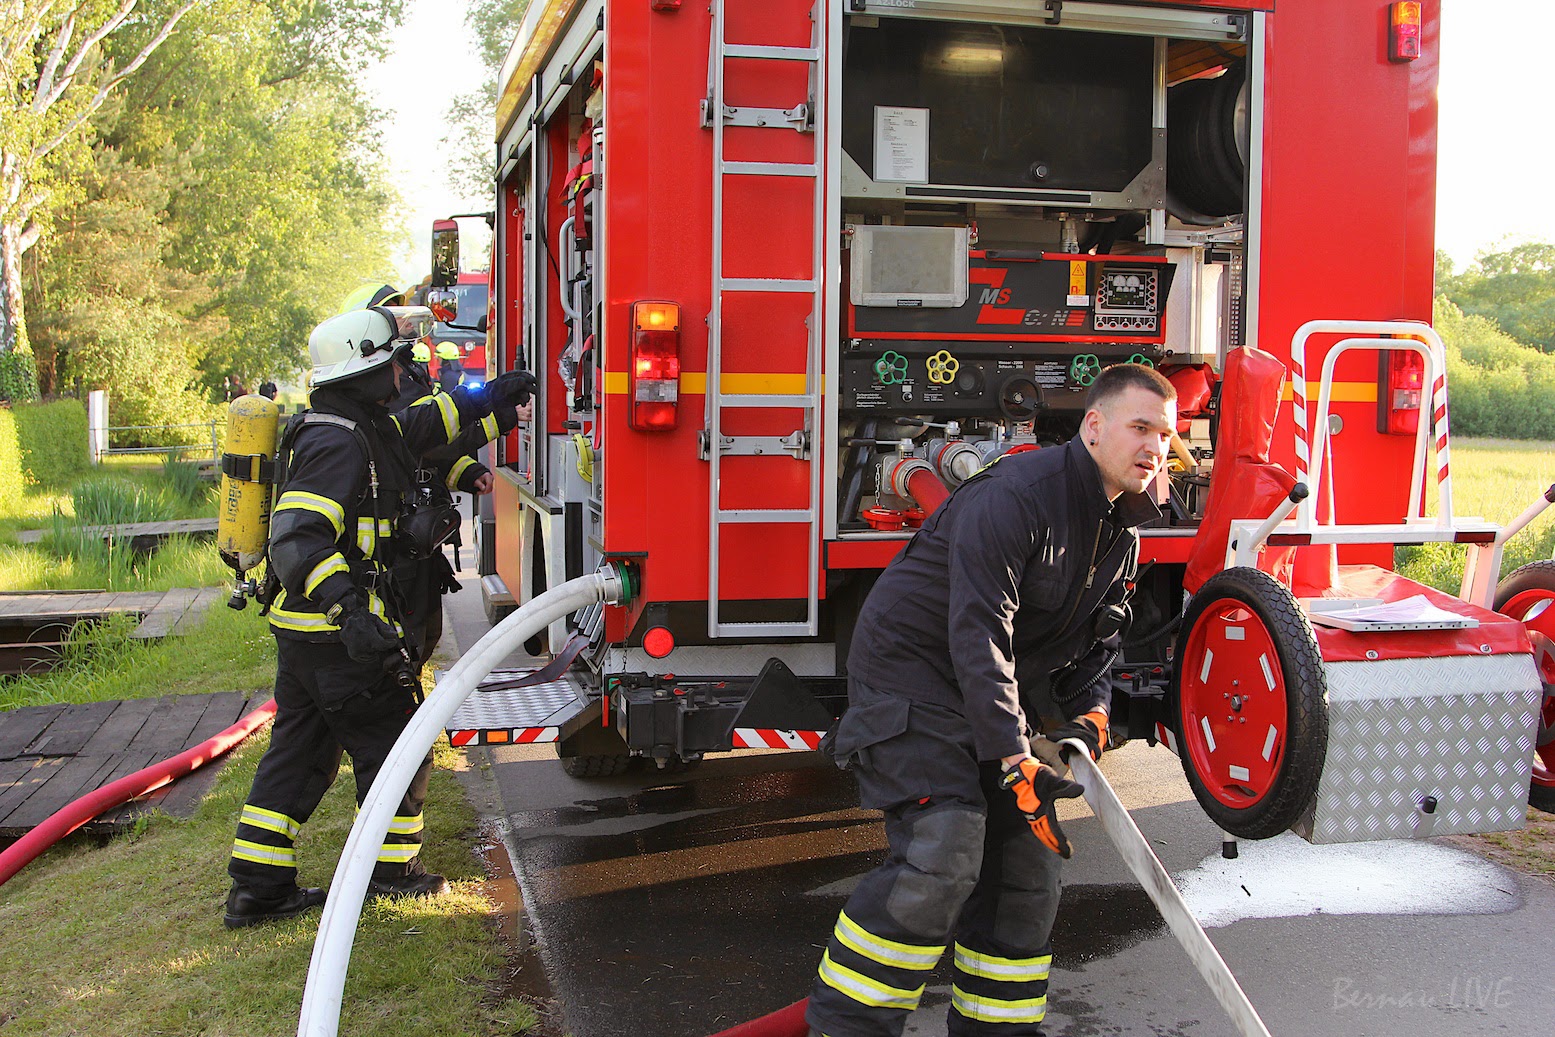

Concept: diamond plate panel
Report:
left=444, top=669, right=589, bottom=730
left=1294, top=655, right=1540, bottom=844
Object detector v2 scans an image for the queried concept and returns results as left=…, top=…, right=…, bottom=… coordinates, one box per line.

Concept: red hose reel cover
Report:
left=1184, top=346, right=1300, bottom=595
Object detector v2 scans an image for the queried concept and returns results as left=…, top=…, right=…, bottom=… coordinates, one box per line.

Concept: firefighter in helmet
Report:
left=435, top=342, right=464, bottom=393
left=389, top=334, right=530, bottom=666
left=805, top=364, right=1176, bottom=1037
left=222, top=305, right=535, bottom=928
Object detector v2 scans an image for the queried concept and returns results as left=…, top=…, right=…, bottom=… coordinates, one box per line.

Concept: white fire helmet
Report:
left=307, top=306, right=435, bottom=387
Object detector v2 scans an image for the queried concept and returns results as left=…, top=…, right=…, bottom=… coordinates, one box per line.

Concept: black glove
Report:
left=489, top=369, right=536, bottom=407
left=1000, top=757, right=1086, bottom=858
left=1047, top=709, right=1110, bottom=762
left=334, top=600, right=402, bottom=665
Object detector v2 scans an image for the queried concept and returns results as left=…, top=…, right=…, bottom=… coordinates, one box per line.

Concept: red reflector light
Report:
left=1377, top=347, right=1424, bottom=436
left=630, top=301, right=680, bottom=431
left=643, top=626, right=675, bottom=659
left=1389, top=2, right=1421, bottom=63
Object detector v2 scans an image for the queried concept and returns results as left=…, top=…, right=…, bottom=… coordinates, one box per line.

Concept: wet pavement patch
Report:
left=1051, top=884, right=1167, bottom=967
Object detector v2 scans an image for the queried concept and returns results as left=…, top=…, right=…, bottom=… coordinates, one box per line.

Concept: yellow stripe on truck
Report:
left=602, top=372, right=810, bottom=395
left=1281, top=381, right=1378, bottom=403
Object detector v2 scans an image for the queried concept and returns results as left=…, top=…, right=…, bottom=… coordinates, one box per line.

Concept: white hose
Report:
left=1063, top=741, right=1274, bottom=1037
left=297, top=567, right=624, bottom=1037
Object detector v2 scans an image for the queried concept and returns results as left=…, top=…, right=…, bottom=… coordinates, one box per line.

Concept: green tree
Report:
left=24, top=0, right=407, bottom=436
left=445, top=0, right=531, bottom=200
left=0, top=0, right=200, bottom=401
left=1438, top=241, right=1555, bottom=353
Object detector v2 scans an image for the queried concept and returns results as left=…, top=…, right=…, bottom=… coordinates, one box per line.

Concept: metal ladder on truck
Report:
left=702, top=0, right=827, bottom=638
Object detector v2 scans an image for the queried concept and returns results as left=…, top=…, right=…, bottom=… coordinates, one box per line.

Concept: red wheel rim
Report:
left=1180, top=597, right=1289, bottom=809
left=1497, top=589, right=1555, bottom=789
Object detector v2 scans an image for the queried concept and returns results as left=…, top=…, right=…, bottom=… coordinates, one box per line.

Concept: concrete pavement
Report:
left=438, top=563, right=1555, bottom=1037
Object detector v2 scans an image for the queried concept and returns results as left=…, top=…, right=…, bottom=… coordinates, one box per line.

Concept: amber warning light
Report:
left=1389, top=2, right=1421, bottom=63
left=630, top=301, right=681, bottom=431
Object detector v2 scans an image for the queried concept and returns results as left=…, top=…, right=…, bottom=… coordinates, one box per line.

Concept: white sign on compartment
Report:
left=873, top=106, right=929, bottom=184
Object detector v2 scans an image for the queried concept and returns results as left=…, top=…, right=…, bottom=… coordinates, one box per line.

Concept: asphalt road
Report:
left=441, top=568, right=1555, bottom=1037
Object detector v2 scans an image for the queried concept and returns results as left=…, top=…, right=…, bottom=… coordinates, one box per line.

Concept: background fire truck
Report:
left=437, top=0, right=1552, bottom=841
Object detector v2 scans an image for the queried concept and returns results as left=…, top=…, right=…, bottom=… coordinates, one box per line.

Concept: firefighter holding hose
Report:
left=221, top=306, right=534, bottom=928
left=806, top=364, right=1176, bottom=1036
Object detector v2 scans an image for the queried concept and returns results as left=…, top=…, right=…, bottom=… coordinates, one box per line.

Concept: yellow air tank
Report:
left=217, top=394, right=281, bottom=576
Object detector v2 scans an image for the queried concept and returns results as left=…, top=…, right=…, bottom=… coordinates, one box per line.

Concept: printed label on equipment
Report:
left=873, top=106, right=930, bottom=184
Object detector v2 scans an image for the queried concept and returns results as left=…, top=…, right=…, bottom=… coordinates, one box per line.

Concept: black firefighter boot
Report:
left=223, top=884, right=327, bottom=929
left=368, top=859, right=449, bottom=900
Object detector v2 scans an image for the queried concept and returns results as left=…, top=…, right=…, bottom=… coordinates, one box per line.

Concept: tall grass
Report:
left=162, top=450, right=212, bottom=507
left=71, top=475, right=172, bottom=526
left=0, top=602, right=270, bottom=711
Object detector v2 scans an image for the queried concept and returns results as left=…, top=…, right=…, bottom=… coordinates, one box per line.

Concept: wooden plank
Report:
left=0, top=754, right=126, bottom=832
left=132, top=588, right=199, bottom=639
left=86, top=752, right=173, bottom=830
left=0, top=757, right=68, bottom=831
left=172, top=587, right=223, bottom=635
left=16, top=518, right=220, bottom=546
left=182, top=691, right=252, bottom=746
left=0, top=704, right=68, bottom=759
left=125, top=694, right=207, bottom=755
left=18, top=700, right=120, bottom=758
left=77, top=697, right=159, bottom=756
left=106, top=591, right=165, bottom=615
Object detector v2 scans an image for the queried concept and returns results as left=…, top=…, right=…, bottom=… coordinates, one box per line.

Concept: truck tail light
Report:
left=630, top=301, right=680, bottom=431
left=1377, top=348, right=1424, bottom=436
left=1389, top=2, right=1421, bottom=63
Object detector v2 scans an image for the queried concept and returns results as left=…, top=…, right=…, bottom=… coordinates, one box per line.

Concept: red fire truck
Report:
left=438, top=0, right=1554, bottom=842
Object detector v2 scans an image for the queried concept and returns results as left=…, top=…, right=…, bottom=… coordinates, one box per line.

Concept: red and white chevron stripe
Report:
left=731, top=728, right=826, bottom=750
left=448, top=727, right=560, bottom=748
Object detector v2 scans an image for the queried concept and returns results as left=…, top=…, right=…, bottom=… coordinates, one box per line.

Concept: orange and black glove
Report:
left=1000, top=757, right=1086, bottom=858
left=1048, top=709, right=1110, bottom=762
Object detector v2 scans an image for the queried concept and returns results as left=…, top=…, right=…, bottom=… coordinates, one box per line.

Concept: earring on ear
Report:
left=1089, top=439, right=1097, bottom=446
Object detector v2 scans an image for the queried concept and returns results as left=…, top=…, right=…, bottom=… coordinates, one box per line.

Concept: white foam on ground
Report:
left=1174, top=832, right=1520, bottom=928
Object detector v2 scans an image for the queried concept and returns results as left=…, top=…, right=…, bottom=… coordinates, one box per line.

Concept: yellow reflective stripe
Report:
left=387, top=813, right=425, bottom=836
left=480, top=413, right=499, bottom=441
left=304, top=553, right=348, bottom=596
left=231, top=839, right=297, bottom=867
left=953, top=944, right=1051, bottom=982
left=239, top=805, right=301, bottom=841
left=274, top=491, right=345, bottom=536
left=268, top=602, right=337, bottom=632
left=446, top=455, right=476, bottom=490
left=951, top=985, right=1047, bottom=1024
left=269, top=588, right=398, bottom=635
left=816, top=951, right=923, bottom=1011
left=376, top=842, right=421, bottom=864
left=835, top=911, right=943, bottom=971
left=436, top=392, right=459, bottom=440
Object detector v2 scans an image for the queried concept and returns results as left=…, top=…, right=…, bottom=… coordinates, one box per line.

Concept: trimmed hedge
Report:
left=13, top=399, right=90, bottom=485
left=0, top=399, right=91, bottom=498
left=0, top=406, right=21, bottom=514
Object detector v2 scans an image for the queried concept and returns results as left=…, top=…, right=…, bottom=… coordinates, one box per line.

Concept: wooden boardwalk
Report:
left=0, top=692, right=268, bottom=838
left=15, top=517, right=219, bottom=552
left=0, top=587, right=225, bottom=676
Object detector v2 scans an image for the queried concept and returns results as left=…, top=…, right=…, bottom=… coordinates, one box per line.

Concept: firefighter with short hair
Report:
left=222, top=306, right=534, bottom=929
left=806, top=364, right=1176, bottom=1036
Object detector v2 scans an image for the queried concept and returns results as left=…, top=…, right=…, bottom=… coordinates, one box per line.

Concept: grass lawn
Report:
left=0, top=456, right=229, bottom=593
left=1395, top=437, right=1555, bottom=591
left=0, top=607, right=535, bottom=1036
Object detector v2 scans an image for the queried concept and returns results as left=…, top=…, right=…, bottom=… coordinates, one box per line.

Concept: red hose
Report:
left=905, top=465, right=950, bottom=514
left=0, top=698, right=278, bottom=888
left=705, top=998, right=809, bottom=1037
